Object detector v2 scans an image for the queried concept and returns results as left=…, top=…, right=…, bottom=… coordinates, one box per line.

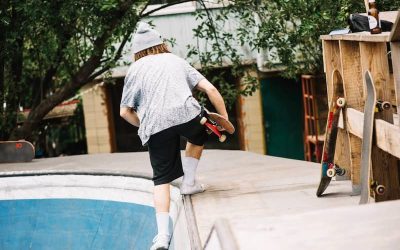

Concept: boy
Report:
left=120, top=22, right=228, bottom=250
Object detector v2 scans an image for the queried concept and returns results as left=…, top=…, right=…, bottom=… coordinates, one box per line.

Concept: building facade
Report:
left=81, top=1, right=304, bottom=159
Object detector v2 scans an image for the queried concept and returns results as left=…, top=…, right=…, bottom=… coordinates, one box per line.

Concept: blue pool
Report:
left=0, top=198, right=157, bottom=250
left=0, top=174, right=189, bottom=250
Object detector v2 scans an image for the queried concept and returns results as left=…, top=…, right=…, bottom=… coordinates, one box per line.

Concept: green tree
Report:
left=2, top=0, right=399, bottom=141
left=190, top=0, right=400, bottom=80
left=0, top=0, right=192, bottom=140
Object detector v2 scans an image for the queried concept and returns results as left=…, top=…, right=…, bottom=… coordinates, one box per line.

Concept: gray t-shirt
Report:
left=120, top=53, right=205, bottom=145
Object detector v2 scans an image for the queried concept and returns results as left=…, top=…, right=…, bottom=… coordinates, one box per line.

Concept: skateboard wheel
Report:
left=375, top=185, right=386, bottom=195
left=219, top=134, right=227, bottom=142
left=336, top=98, right=346, bottom=107
left=200, top=117, right=207, bottom=125
left=327, top=168, right=336, bottom=178
left=382, top=101, right=391, bottom=110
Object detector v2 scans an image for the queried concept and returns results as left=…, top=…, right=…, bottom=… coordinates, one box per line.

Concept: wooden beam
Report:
left=342, top=108, right=363, bottom=138
left=375, top=119, right=400, bottom=159
left=339, top=40, right=364, bottom=187
left=389, top=11, right=400, bottom=42
left=323, top=41, right=351, bottom=178
left=321, top=32, right=390, bottom=43
left=390, top=42, right=400, bottom=127
left=341, top=108, right=400, bottom=159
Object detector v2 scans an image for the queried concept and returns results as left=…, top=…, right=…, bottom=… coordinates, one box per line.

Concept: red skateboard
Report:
left=316, top=70, right=346, bottom=197
left=200, top=108, right=235, bottom=142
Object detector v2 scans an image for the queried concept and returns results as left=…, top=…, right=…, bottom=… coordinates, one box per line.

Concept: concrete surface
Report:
left=0, top=150, right=399, bottom=249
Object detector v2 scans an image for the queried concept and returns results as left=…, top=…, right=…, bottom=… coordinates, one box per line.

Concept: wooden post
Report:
left=390, top=11, right=400, bottom=126
left=322, top=40, right=352, bottom=180
left=339, top=40, right=364, bottom=189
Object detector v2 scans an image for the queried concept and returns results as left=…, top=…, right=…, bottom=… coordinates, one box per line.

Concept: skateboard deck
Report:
left=316, top=70, right=346, bottom=197
left=200, top=108, right=235, bottom=142
left=0, top=141, right=35, bottom=163
left=359, top=71, right=387, bottom=204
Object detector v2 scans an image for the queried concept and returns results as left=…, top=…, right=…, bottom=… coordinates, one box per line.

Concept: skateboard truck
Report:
left=200, top=117, right=227, bottom=142
left=326, top=163, right=346, bottom=178
left=375, top=101, right=391, bottom=112
left=370, top=180, right=386, bottom=196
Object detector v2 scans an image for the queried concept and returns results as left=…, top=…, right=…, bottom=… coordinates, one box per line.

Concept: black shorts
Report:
left=148, top=114, right=207, bottom=186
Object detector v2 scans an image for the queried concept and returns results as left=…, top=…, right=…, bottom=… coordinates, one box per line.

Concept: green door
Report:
left=261, top=76, right=304, bottom=160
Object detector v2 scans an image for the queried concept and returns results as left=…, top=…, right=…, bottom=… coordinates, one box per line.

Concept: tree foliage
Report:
left=0, top=0, right=149, bottom=140
left=1, top=0, right=400, bottom=142
left=190, top=0, right=400, bottom=80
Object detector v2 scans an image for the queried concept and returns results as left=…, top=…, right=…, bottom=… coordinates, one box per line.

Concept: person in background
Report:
left=120, top=22, right=228, bottom=250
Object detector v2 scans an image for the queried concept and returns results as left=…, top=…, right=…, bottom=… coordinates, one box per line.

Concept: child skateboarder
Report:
left=119, top=22, right=229, bottom=250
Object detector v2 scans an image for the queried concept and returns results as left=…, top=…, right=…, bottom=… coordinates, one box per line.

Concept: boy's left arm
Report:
left=120, top=107, right=140, bottom=127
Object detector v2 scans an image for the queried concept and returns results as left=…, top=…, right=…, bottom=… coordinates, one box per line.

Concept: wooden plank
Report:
left=343, top=108, right=400, bottom=159
left=390, top=42, right=400, bottom=127
left=322, top=41, right=341, bottom=104
left=323, top=41, right=351, bottom=176
left=389, top=73, right=397, bottom=107
left=343, top=108, right=363, bottom=139
left=389, top=11, right=400, bottom=42
left=339, top=42, right=365, bottom=108
left=375, top=119, right=400, bottom=159
left=321, top=32, right=390, bottom=43
left=334, top=117, right=352, bottom=181
left=339, top=41, right=364, bottom=189
left=360, top=42, right=400, bottom=201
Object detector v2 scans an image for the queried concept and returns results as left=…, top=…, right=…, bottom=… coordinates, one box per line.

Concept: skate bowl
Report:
left=0, top=172, right=191, bottom=250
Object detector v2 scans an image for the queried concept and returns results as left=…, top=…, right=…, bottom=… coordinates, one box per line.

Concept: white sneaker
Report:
left=150, top=234, right=170, bottom=250
left=180, top=181, right=205, bottom=195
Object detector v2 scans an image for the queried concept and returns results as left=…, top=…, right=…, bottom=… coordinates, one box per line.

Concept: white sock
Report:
left=156, top=212, right=170, bottom=236
left=182, top=157, right=199, bottom=186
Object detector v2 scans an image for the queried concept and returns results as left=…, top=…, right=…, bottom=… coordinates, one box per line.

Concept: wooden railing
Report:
left=320, top=10, right=400, bottom=201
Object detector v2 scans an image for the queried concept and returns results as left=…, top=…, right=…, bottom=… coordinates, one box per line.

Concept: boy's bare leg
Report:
left=154, top=184, right=170, bottom=212
left=153, top=183, right=171, bottom=244
left=181, top=142, right=205, bottom=194
left=185, top=142, right=203, bottom=159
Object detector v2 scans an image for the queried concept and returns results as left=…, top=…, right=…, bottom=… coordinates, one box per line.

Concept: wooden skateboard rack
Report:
left=320, top=10, right=400, bottom=202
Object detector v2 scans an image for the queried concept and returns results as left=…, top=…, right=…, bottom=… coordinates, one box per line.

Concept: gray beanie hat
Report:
left=132, top=22, right=163, bottom=53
